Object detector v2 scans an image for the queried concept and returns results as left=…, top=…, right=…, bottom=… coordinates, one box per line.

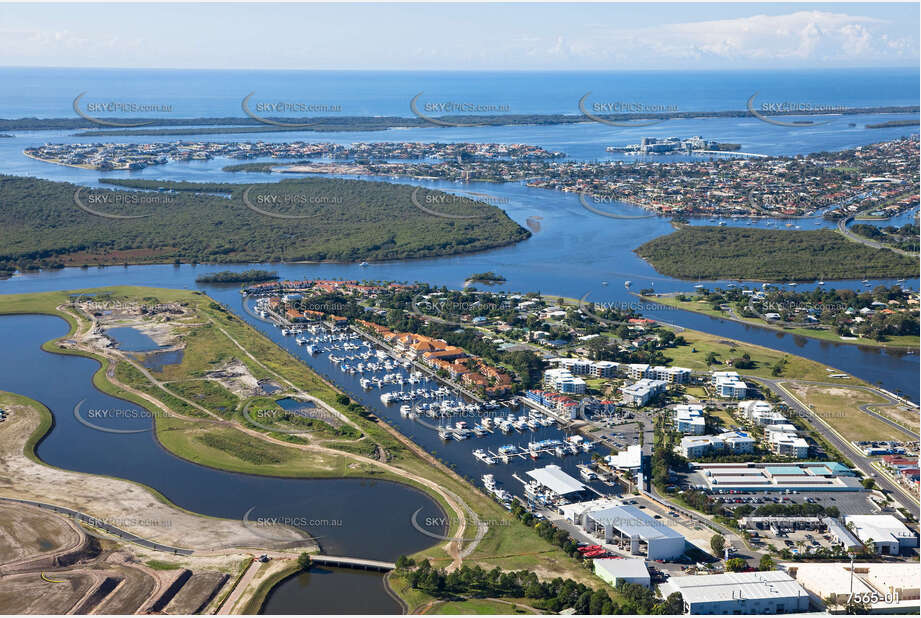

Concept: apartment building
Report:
left=620, top=378, right=667, bottom=406
left=713, top=371, right=748, bottom=398
left=674, top=404, right=706, bottom=434
left=677, top=431, right=756, bottom=458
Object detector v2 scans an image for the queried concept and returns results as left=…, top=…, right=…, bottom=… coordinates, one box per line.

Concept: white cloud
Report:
left=511, top=11, right=916, bottom=68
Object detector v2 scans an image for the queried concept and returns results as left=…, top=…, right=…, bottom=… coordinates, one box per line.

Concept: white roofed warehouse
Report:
left=578, top=504, right=686, bottom=560
left=593, top=558, right=651, bottom=588
left=659, top=571, right=810, bottom=615
left=843, top=514, right=919, bottom=555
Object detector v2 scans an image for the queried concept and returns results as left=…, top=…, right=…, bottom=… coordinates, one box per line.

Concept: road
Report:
left=754, top=377, right=920, bottom=517
left=0, top=497, right=193, bottom=555
left=836, top=213, right=916, bottom=257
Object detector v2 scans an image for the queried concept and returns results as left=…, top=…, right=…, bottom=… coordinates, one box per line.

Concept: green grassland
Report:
left=781, top=382, right=902, bottom=442
left=657, top=325, right=864, bottom=384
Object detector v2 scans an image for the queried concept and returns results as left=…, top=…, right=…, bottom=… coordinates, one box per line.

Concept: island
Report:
left=633, top=226, right=919, bottom=281
left=195, top=269, right=280, bottom=284
left=0, top=175, right=530, bottom=273
left=466, top=271, right=507, bottom=285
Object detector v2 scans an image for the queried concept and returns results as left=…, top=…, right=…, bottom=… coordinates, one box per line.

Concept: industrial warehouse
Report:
left=560, top=498, right=686, bottom=561
left=688, top=461, right=863, bottom=492
left=659, top=571, right=811, bottom=615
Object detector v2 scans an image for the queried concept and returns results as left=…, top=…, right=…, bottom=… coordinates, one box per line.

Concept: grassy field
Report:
left=643, top=294, right=919, bottom=350
left=782, top=383, right=902, bottom=442
left=707, top=408, right=739, bottom=431
left=656, top=325, right=864, bottom=385
left=866, top=405, right=919, bottom=434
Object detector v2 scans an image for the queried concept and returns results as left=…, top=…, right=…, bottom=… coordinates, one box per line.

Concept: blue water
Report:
left=105, top=326, right=161, bottom=352
left=139, top=349, right=185, bottom=372
left=276, top=397, right=316, bottom=411
left=0, top=313, right=444, bottom=560
left=0, top=68, right=918, bottom=401
left=1, top=67, right=917, bottom=118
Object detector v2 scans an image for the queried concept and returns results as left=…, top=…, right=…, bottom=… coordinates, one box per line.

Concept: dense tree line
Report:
left=635, top=227, right=917, bottom=281
left=401, top=559, right=683, bottom=614
left=195, top=269, right=279, bottom=283
left=850, top=223, right=919, bottom=253
left=0, top=175, right=528, bottom=273
left=2, top=105, right=914, bottom=132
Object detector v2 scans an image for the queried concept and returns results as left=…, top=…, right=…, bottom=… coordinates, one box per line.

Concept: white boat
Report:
left=624, top=280, right=632, bottom=288
left=400, top=405, right=411, bottom=417
left=482, top=474, right=496, bottom=490
left=360, top=378, right=372, bottom=389
left=380, top=392, right=394, bottom=404
left=474, top=450, right=494, bottom=465
left=359, top=261, right=369, bottom=267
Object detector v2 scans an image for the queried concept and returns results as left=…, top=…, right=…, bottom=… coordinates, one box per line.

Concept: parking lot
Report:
left=714, top=490, right=879, bottom=515
left=747, top=525, right=840, bottom=556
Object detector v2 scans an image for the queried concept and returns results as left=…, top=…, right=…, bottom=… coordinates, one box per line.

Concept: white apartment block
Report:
left=628, top=363, right=690, bottom=383
left=549, top=358, right=619, bottom=378
left=674, top=404, right=706, bottom=434
left=543, top=367, right=586, bottom=394
left=768, top=431, right=810, bottom=458
left=620, top=378, right=667, bottom=407
left=713, top=371, right=748, bottom=398
left=678, top=431, right=755, bottom=458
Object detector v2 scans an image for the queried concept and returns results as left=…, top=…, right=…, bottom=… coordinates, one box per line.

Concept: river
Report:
left=0, top=312, right=444, bottom=612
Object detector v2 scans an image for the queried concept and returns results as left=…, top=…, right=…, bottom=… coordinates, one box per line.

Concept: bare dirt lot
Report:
left=0, top=397, right=313, bottom=552
left=0, top=502, right=82, bottom=565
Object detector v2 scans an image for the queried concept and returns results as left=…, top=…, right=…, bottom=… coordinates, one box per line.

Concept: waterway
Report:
left=261, top=566, right=401, bottom=615
left=1, top=68, right=918, bottom=610
left=0, top=313, right=445, bottom=612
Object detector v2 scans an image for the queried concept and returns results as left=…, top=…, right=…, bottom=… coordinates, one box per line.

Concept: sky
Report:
left=0, top=2, right=918, bottom=70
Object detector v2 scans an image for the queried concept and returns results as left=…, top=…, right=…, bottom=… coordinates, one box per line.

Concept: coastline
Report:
left=635, top=292, right=920, bottom=351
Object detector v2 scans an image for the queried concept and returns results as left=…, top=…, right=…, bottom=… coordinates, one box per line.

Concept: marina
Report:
left=248, top=297, right=616, bottom=500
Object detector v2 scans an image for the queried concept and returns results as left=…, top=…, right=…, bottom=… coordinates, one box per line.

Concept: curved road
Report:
left=837, top=214, right=916, bottom=257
